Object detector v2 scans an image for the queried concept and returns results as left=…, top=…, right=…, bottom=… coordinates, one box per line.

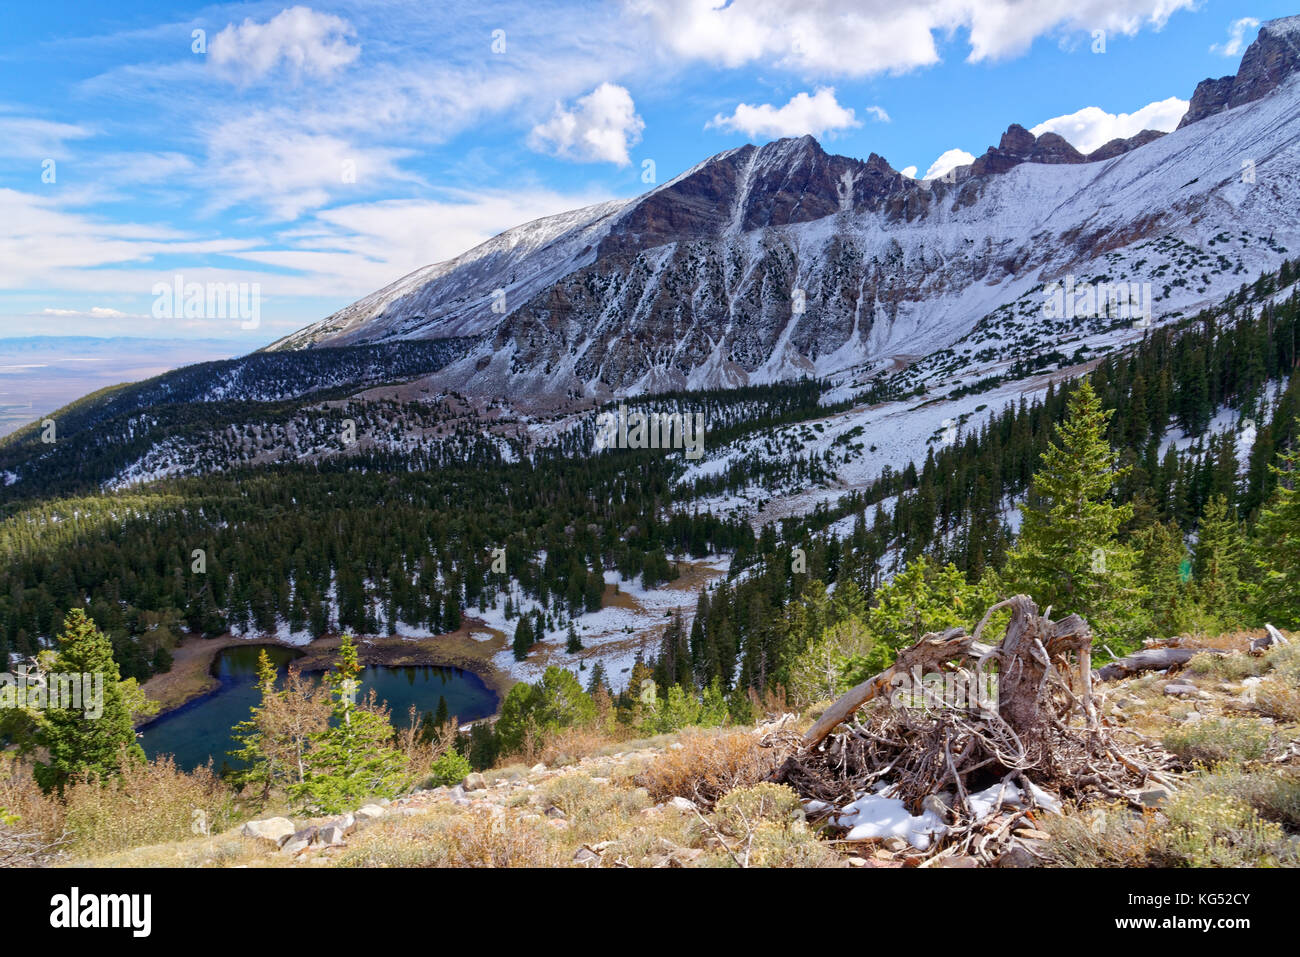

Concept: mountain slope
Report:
left=270, top=17, right=1300, bottom=405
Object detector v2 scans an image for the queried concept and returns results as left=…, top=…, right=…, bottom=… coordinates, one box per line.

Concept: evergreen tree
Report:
left=294, top=635, right=408, bottom=813
left=1253, top=431, right=1300, bottom=622
left=33, top=609, right=144, bottom=793
left=1194, top=495, right=1247, bottom=624
left=511, top=615, right=534, bottom=661
left=565, top=620, right=583, bottom=654
left=1005, top=380, right=1142, bottom=648
left=226, top=649, right=281, bottom=797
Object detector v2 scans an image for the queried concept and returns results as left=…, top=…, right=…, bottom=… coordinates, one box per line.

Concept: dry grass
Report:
left=1162, top=717, right=1275, bottom=766
left=1, top=753, right=243, bottom=863
left=61, top=756, right=239, bottom=854
left=337, top=806, right=566, bottom=867
left=1252, top=679, right=1300, bottom=723
left=0, top=756, right=66, bottom=851
left=538, top=725, right=621, bottom=768
left=635, top=728, right=780, bottom=808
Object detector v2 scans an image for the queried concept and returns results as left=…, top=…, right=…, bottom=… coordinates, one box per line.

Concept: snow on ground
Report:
left=484, top=564, right=728, bottom=691
left=827, top=778, right=1062, bottom=850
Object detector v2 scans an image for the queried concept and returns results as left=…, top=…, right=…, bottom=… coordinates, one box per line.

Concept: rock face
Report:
left=1084, top=129, right=1167, bottom=162
left=1179, top=75, right=1238, bottom=129
left=1178, top=16, right=1300, bottom=128
left=970, top=124, right=1086, bottom=176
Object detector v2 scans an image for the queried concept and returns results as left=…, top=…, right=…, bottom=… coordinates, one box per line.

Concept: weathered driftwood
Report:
left=802, top=596, right=1088, bottom=750
left=801, top=626, right=973, bottom=750
left=1251, top=624, right=1291, bottom=654
left=1092, top=646, right=1224, bottom=682
left=776, top=595, right=1178, bottom=863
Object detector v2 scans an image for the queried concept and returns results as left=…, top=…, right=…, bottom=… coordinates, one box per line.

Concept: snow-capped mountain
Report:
left=270, top=16, right=1300, bottom=404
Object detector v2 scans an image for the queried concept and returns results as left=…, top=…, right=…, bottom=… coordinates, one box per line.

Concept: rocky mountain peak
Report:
left=1178, top=15, right=1300, bottom=128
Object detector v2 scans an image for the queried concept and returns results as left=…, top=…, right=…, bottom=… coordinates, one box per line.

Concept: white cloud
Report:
left=708, top=88, right=861, bottom=139
left=0, top=187, right=260, bottom=326
left=1210, top=17, right=1260, bottom=57
left=1029, top=96, right=1188, bottom=154
left=210, top=6, right=360, bottom=83
left=199, top=114, right=420, bottom=220
left=922, top=148, right=975, bottom=180
left=0, top=116, right=94, bottom=159
left=0, top=183, right=611, bottom=309
left=900, top=165, right=918, bottom=178
left=41, top=306, right=144, bottom=319
left=245, top=187, right=615, bottom=294
left=864, top=105, right=891, bottom=123
left=528, top=83, right=644, bottom=165
left=629, top=0, right=1197, bottom=76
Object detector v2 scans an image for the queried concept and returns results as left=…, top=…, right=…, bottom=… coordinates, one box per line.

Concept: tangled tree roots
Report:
left=771, top=596, right=1179, bottom=861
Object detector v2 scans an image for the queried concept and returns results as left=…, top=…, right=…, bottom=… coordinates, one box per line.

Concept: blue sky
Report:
left=0, top=0, right=1295, bottom=348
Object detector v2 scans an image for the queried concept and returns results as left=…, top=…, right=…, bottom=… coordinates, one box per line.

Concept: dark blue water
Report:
left=140, top=645, right=497, bottom=772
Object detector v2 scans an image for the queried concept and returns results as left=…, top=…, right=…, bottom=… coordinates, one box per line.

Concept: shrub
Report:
left=1194, top=766, right=1300, bottom=829
left=1252, top=679, right=1300, bottom=723
left=1186, top=651, right=1266, bottom=681
left=538, top=773, right=649, bottom=845
left=427, top=749, right=471, bottom=788
left=1153, top=792, right=1297, bottom=867
left=61, top=755, right=237, bottom=854
left=708, top=784, right=837, bottom=868
left=635, top=729, right=779, bottom=808
left=713, top=783, right=803, bottom=837
left=1162, top=718, right=1273, bottom=766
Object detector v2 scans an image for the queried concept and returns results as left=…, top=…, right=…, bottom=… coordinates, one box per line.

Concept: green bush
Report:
left=427, top=749, right=472, bottom=788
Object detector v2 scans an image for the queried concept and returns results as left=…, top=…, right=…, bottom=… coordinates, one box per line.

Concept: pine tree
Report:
left=227, top=649, right=281, bottom=797
left=34, top=609, right=144, bottom=793
left=512, top=615, right=534, bottom=661
left=565, top=620, right=583, bottom=654
left=1194, top=495, right=1247, bottom=623
left=585, top=660, right=607, bottom=695
left=1005, top=379, right=1142, bottom=648
left=294, top=635, right=408, bottom=813
left=1253, top=431, right=1300, bottom=621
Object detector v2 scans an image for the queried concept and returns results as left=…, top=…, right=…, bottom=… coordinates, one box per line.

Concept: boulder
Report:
left=280, top=826, right=318, bottom=855
left=281, top=837, right=312, bottom=856
left=994, top=846, right=1037, bottom=868
left=1138, top=786, right=1173, bottom=808
left=667, top=796, right=697, bottom=814
left=319, top=825, right=347, bottom=847
left=356, top=804, right=386, bottom=821
left=463, top=772, right=487, bottom=792
left=241, top=817, right=297, bottom=848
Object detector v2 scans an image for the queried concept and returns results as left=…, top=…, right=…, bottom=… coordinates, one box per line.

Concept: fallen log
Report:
left=1092, top=646, right=1225, bottom=682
